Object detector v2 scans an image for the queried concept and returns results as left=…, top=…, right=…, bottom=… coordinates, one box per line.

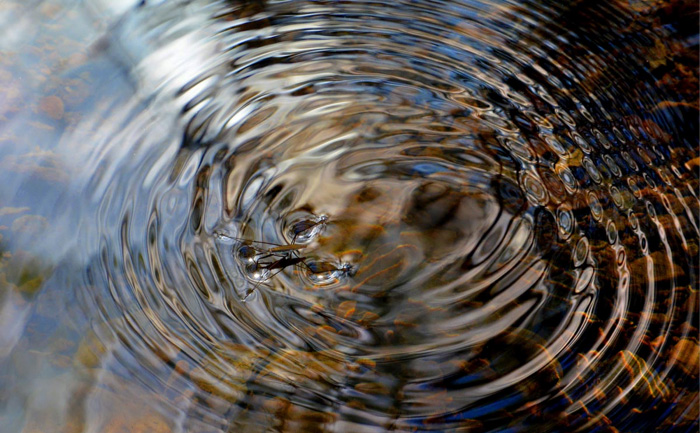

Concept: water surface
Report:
left=0, top=1, right=697, bottom=432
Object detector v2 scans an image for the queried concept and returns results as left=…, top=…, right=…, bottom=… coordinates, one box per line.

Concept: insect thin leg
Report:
left=242, top=267, right=285, bottom=301
left=214, top=232, right=238, bottom=242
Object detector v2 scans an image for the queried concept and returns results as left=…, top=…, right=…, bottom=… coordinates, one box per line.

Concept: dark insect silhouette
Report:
left=215, top=232, right=351, bottom=300
left=289, top=214, right=329, bottom=243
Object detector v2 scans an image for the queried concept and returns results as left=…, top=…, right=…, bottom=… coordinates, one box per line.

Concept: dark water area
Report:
left=0, top=0, right=697, bottom=432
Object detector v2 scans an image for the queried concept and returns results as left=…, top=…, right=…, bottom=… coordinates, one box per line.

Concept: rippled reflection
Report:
left=0, top=0, right=697, bottom=432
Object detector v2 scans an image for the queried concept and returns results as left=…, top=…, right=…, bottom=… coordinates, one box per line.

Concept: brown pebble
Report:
left=39, top=95, right=64, bottom=120
left=671, top=338, right=699, bottom=376
left=174, top=360, right=190, bottom=375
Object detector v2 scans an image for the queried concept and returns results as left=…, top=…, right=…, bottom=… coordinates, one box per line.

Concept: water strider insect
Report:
left=214, top=232, right=353, bottom=300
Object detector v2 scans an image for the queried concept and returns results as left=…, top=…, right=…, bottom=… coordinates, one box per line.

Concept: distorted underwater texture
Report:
left=0, top=1, right=697, bottom=432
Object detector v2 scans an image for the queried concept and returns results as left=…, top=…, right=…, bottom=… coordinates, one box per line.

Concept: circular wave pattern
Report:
left=76, top=1, right=698, bottom=432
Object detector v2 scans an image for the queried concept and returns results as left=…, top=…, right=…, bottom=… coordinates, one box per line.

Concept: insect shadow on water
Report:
left=214, top=232, right=353, bottom=301
left=288, top=214, right=329, bottom=243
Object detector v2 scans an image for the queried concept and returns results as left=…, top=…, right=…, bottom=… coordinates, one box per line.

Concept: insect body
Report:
left=215, top=232, right=352, bottom=300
